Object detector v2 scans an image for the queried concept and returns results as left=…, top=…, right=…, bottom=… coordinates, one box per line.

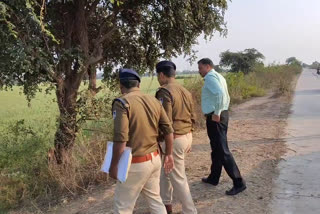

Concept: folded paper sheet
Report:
left=101, top=141, right=132, bottom=183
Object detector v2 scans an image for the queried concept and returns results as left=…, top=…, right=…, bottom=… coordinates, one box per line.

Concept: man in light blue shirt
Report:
left=198, top=58, right=246, bottom=196
left=201, top=63, right=230, bottom=118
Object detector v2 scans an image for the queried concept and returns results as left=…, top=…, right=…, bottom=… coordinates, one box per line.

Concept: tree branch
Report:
left=88, top=27, right=116, bottom=65
left=98, top=26, right=116, bottom=44
left=47, top=68, right=59, bottom=83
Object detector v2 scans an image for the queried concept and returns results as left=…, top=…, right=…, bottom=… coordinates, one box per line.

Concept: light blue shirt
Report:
left=201, top=69, right=230, bottom=115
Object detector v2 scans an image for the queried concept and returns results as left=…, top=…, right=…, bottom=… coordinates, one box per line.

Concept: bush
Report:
left=47, top=89, right=116, bottom=202
left=0, top=120, right=54, bottom=211
left=47, top=131, right=110, bottom=196
left=184, top=76, right=205, bottom=128
left=225, top=72, right=266, bottom=103
left=251, top=64, right=301, bottom=96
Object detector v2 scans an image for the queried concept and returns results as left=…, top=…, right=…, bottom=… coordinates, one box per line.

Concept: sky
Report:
left=174, top=0, right=320, bottom=71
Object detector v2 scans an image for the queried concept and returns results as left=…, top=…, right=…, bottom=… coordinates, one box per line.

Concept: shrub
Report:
left=0, top=120, right=54, bottom=210
left=184, top=76, right=205, bottom=128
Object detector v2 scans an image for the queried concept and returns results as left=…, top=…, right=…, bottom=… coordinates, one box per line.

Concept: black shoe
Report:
left=201, top=177, right=218, bottom=186
left=226, top=184, right=247, bottom=195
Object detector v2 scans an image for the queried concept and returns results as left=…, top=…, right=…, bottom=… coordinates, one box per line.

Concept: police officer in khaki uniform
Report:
left=156, top=61, right=197, bottom=214
left=109, top=69, right=175, bottom=214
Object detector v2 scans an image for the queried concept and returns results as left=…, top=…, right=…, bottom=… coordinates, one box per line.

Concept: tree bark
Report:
left=54, top=75, right=79, bottom=164
left=53, top=0, right=90, bottom=164
left=88, top=65, right=102, bottom=95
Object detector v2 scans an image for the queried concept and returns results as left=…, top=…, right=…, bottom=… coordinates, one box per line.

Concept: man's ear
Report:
left=206, top=64, right=211, bottom=72
left=137, top=83, right=140, bottom=88
left=160, top=72, right=165, bottom=79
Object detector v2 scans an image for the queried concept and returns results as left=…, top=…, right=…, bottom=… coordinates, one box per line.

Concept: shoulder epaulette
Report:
left=112, top=98, right=129, bottom=115
left=156, top=87, right=173, bottom=103
left=113, top=98, right=128, bottom=108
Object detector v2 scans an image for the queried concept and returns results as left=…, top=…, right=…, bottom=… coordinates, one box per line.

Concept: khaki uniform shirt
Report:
left=156, top=80, right=195, bottom=135
left=112, top=88, right=173, bottom=156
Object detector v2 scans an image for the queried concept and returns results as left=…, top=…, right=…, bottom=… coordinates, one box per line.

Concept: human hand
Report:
left=212, top=114, right=220, bottom=122
left=163, top=154, right=174, bottom=174
left=186, top=146, right=192, bottom=153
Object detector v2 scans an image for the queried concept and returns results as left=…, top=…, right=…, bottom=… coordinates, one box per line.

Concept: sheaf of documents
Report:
left=101, top=141, right=132, bottom=183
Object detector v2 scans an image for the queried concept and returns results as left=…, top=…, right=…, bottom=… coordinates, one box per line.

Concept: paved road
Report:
left=270, top=69, right=320, bottom=214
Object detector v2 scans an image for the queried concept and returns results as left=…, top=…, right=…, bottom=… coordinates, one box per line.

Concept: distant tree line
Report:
left=219, top=49, right=303, bottom=74
left=302, top=61, right=320, bottom=69
left=141, top=49, right=306, bottom=77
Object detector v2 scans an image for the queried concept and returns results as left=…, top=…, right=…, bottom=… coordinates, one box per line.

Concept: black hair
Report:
left=156, top=66, right=176, bottom=77
left=197, top=58, right=214, bottom=67
left=120, top=79, right=139, bottom=89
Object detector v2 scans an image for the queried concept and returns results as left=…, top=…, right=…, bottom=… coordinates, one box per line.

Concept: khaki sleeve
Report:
left=112, top=100, right=129, bottom=142
left=156, top=89, right=173, bottom=124
left=190, top=95, right=196, bottom=131
left=159, top=105, right=174, bottom=135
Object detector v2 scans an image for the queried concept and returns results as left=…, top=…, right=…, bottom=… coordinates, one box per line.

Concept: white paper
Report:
left=101, top=141, right=132, bottom=183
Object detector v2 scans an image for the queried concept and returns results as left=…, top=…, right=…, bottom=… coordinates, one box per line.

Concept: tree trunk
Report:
left=54, top=76, right=79, bottom=164
left=88, top=65, right=101, bottom=96
left=53, top=0, right=99, bottom=164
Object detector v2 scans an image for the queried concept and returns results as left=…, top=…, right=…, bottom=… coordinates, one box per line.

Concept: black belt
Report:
left=204, top=111, right=214, bottom=117
left=205, top=110, right=228, bottom=117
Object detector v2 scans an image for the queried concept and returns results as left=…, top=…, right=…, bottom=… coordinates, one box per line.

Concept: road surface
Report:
left=270, top=69, right=320, bottom=214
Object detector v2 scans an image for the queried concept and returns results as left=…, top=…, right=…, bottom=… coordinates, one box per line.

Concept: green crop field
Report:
left=0, top=75, right=190, bottom=133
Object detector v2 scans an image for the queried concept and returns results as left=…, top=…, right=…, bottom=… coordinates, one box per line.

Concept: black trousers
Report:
left=206, top=110, right=244, bottom=187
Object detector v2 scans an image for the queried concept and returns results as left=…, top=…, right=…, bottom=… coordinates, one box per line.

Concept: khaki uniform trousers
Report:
left=160, top=132, right=197, bottom=214
left=114, top=153, right=166, bottom=214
